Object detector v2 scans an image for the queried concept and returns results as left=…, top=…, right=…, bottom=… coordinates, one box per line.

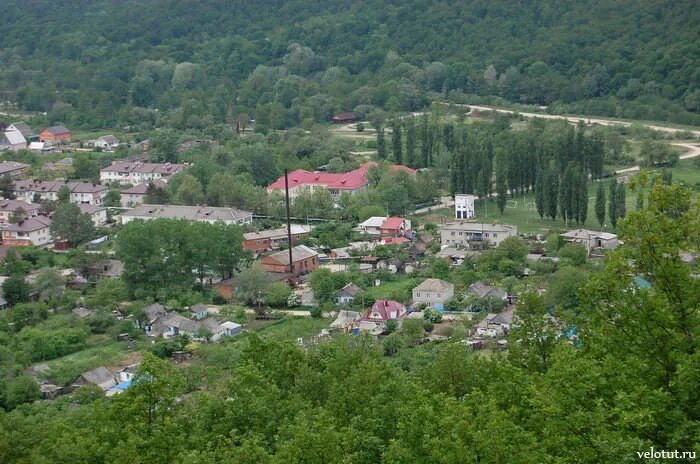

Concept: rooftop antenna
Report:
left=284, top=169, right=294, bottom=275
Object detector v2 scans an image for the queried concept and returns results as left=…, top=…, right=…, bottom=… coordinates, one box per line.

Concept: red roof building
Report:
left=362, top=300, right=407, bottom=322
left=380, top=217, right=408, bottom=237
left=267, top=162, right=416, bottom=202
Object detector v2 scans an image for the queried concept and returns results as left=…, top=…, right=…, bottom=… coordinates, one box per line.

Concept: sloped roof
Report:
left=263, top=245, right=318, bottom=265
left=76, top=366, right=115, bottom=389
left=414, top=278, right=454, bottom=293
left=331, top=310, right=361, bottom=328
left=43, top=125, right=70, bottom=135
left=0, top=161, right=29, bottom=175
left=267, top=162, right=416, bottom=191
left=144, top=303, right=167, bottom=323
left=10, top=122, right=35, bottom=138
left=97, top=135, right=119, bottom=144
left=243, top=225, right=311, bottom=241
left=363, top=300, right=406, bottom=321
left=121, top=179, right=167, bottom=195
left=338, top=282, right=362, bottom=297
left=0, top=215, right=51, bottom=232
left=124, top=204, right=252, bottom=222
left=381, top=217, right=404, bottom=230
left=467, top=281, right=506, bottom=299
left=4, top=129, right=26, bottom=145
left=0, top=200, right=41, bottom=213
left=102, top=161, right=185, bottom=174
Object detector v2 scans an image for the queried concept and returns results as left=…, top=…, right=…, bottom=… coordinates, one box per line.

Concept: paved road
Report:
left=467, top=104, right=700, bottom=138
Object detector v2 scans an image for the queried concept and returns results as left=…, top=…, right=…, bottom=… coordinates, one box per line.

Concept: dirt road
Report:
left=466, top=104, right=700, bottom=138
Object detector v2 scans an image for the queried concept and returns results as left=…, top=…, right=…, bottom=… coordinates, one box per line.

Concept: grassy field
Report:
left=414, top=181, right=645, bottom=235
left=44, top=336, right=145, bottom=386
left=363, top=277, right=423, bottom=303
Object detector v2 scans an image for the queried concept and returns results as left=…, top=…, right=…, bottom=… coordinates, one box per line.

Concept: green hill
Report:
left=0, top=0, right=698, bottom=128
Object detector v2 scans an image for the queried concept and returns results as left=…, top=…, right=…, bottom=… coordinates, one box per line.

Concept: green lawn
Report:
left=363, top=277, right=422, bottom=304
left=44, top=337, right=144, bottom=386
left=414, top=181, right=641, bottom=234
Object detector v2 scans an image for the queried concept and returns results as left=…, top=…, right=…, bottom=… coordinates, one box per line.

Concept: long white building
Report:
left=100, top=161, right=187, bottom=185
left=121, top=204, right=253, bottom=225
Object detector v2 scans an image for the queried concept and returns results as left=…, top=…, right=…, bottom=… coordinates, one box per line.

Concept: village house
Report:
left=72, top=366, right=116, bottom=392
left=243, top=224, right=312, bottom=254
left=188, top=303, right=220, bottom=320
left=0, top=127, right=27, bottom=151
left=473, top=308, right=515, bottom=338
left=0, top=200, right=41, bottom=223
left=77, top=203, right=108, bottom=226
left=336, top=282, right=362, bottom=306
left=267, top=161, right=416, bottom=202
left=412, top=278, right=454, bottom=310
left=88, top=259, right=124, bottom=280
left=0, top=161, right=30, bottom=178
left=561, top=229, right=619, bottom=251
left=121, top=204, right=253, bottom=225
left=40, top=125, right=71, bottom=143
left=360, top=299, right=407, bottom=333
left=260, top=245, right=319, bottom=276
left=100, top=161, right=186, bottom=185
left=440, top=222, right=518, bottom=247
left=89, top=135, right=120, bottom=151
left=330, top=310, right=361, bottom=332
left=7, top=122, right=37, bottom=141
left=13, top=180, right=108, bottom=205
left=0, top=216, right=52, bottom=246
left=467, top=281, right=508, bottom=301
left=380, top=217, right=411, bottom=238
left=142, top=303, right=168, bottom=336
left=119, top=179, right=167, bottom=207
left=143, top=306, right=240, bottom=342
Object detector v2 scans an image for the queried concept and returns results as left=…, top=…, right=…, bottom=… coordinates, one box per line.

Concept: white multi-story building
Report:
left=440, top=222, right=517, bottom=247
left=13, top=180, right=108, bottom=205
left=100, top=161, right=186, bottom=185
left=455, top=194, right=477, bottom=219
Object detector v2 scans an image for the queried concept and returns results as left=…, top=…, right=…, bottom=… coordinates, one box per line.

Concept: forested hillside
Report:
left=1, top=0, right=699, bottom=129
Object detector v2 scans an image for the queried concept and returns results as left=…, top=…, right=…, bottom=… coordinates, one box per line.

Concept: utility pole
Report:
left=284, top=169, right=294, bottom=276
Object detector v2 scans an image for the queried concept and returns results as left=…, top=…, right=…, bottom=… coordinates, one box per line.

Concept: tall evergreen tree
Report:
left=420, top=114, right=430, bottom=168
left=616, top=183, right=626, bottom=220
left=391, top=120, right=403, bottom=164
left=377, top=126, right=387, bottom=160
left=495, top=154, right=507, bottom=215
left=534, top=164, right=545, bottom=219
left=595, top=182, right=606, bottom=227
left=544, top=166, right=559, bottom=220
left=405, top=117, right=417, bottom=167
left=576, top=168, right=588, bottom=224
left=608, top=181, right=618, bottom=228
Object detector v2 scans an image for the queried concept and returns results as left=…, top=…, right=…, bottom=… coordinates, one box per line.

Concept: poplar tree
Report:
left=377, top=126, right=387, bottom=159
left=391, top=120, right=402, bottom=164
left=535, top=164, right=545, bottom=219
left=608, top=181, right=618, bottom=228
left=595, top=182, right=606, bottom=227
left=405, top=117, right=417, bottom=167
left=616, top=183, right=626, bottom=220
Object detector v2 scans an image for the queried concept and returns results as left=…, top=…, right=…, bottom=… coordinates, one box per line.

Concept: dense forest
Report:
left=1, top=0, right=699, bottom=130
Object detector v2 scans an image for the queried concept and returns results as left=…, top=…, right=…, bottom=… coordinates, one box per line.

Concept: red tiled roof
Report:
left=362, top=300, right=406, bottom=322
left=382, top=236, right=409, bottom=245
left=267, top=162, right=416, bottom=191
left=380, top=217, right=404, bottom=230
